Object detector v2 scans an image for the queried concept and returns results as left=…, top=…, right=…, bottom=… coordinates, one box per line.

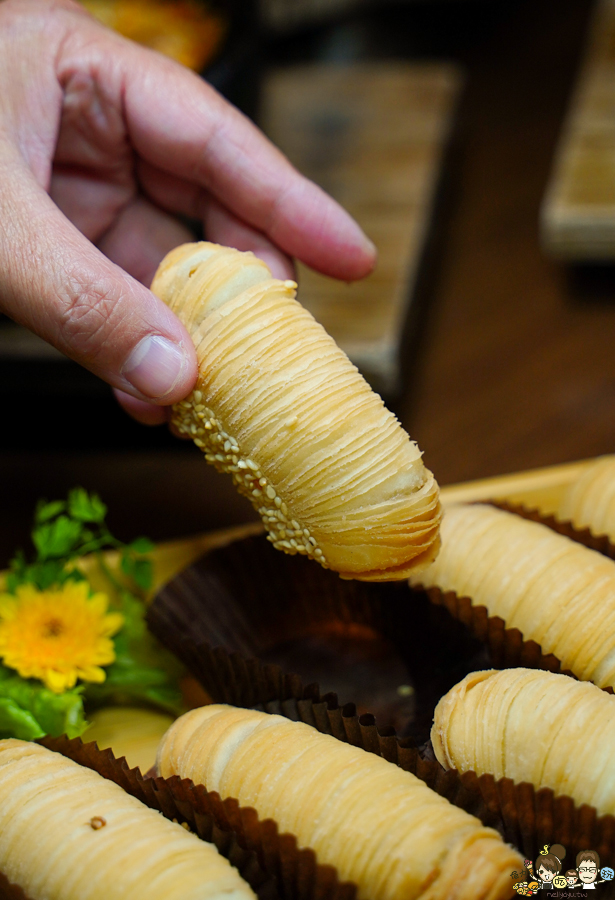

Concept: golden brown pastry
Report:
left=558, top=455, right=615, bottom=540
left=0, top=739, right=255, bottom=900
left=409, top=502, right=615, bottom=688
left=432, top=668, right=615, bottom=817
left=151, top=242, right=441, bottom=581
left=156, top=704, right=522, bottom=900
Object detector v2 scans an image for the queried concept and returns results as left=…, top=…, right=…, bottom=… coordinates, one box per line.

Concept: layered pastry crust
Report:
left=156, top=704, right=522, bottom=900
left=558, top=455, right=615, bottom=541
left=151, top=242, right=441, bottom=581
left=432, top=668, right=615, bottom=817
left=0, top=739, right=254, bottom=900
left=409, top=502, right=615, bottom=688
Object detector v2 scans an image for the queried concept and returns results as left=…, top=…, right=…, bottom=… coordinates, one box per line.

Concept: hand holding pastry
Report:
left=151, top=242, right=441, bottom=580
left=0, top=0, right=375, bottom=425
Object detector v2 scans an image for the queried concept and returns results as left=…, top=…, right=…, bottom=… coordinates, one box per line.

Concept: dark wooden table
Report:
left=396, top=0, right=615, bottom=486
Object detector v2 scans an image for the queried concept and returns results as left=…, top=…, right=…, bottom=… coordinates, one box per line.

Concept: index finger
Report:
left=58, top=33, right=376, bottom=281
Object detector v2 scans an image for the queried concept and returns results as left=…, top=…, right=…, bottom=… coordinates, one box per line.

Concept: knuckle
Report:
left=59, top=270, right=127, bottom=361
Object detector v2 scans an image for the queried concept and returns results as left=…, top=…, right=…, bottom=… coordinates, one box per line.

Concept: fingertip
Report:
left=120, top=333, right=198, bottom=404
left=113, top=388, right=170, bottom=426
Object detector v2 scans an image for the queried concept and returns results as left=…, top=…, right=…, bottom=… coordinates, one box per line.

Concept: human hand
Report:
left=0, top=0, right=376, bottom=425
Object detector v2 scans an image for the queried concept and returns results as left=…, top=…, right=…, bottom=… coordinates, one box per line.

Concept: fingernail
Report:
left=122, top=335, right=187, bottom=400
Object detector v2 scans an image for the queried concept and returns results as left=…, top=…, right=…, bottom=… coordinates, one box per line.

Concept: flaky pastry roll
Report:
left=432, top=668, right=615, bottom=817
left=0, top=739, right=254, bottom=900
left=409, top=502, right=615, bottom=688
left=150, top=242, right=441, bottom=581
left=156, top=704, right=522, bottom=900
left=558, top=455, right=615, bottom=541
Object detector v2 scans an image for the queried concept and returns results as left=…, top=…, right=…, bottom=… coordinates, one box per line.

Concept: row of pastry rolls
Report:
left=409, top=502, right=615, bottom=688
left=156, top=704, right=522, bottom=900
left=151, top=242, right=441, bottom=581
left=558, top=455, right=615, bottom=542
left=0, top=739, right=254, bottom=900
left=432, top=668, right=615, bottom=818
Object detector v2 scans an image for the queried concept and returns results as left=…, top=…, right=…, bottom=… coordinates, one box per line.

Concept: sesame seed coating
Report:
left=172, top=395, right=328, bottom=565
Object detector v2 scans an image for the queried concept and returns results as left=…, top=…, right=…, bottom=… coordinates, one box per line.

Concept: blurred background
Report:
left=1, top=0, right=614, bottom=562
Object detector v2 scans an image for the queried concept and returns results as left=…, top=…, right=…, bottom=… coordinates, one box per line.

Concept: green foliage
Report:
left=86, top=591, right=183, bottom=715
left=7, top=488, right=153, bottom=595
left=1, top=489, right=184, bottom=738
left=0, top=666, right=87, bottom=740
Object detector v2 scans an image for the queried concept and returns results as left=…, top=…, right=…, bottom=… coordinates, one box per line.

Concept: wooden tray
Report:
left=541, top=0, right=615, bottom=259
left=1, top=458, right=594, bottom=772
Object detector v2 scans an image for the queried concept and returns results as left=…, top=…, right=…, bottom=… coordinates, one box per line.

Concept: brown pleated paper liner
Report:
left=145, top=532, right=615, bottom=874
left=147, top=532, right=487, bottom=743
left=0, top=872, right=29, bottom=900
left=491, top=499, right=615, bottom=560
left=34, top=734, right=355, bottom=900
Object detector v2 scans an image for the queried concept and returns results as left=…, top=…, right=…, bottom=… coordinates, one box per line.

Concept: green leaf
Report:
left=120, top=553, right=153, bottom=592
left=0, top=667, right=88, bottom=739
left=68, top=488, right=107, bottom=524
left=33, top=516, right=83, bottom=561
left=34, top=500, right=66, bottom=524
left=128, top=537, right=156, bottom=555
left=0, top=698, right=45, bottom=741
left=131, top=559, right=153, bottom=591
left=84, top=592, right=183, bottom=716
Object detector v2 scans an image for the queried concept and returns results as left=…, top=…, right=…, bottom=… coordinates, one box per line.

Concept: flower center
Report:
left=42, top=617, right=65, bottom=638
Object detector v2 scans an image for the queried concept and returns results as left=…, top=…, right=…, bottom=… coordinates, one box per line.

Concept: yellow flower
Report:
left=0, top=581, right=124, bottom=693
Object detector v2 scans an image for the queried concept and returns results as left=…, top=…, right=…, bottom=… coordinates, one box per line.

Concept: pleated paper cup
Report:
left=147, top=532, right=487, bottom=746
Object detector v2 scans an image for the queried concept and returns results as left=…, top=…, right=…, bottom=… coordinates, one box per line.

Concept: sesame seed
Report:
left=171, top=397, right=327, bottom=568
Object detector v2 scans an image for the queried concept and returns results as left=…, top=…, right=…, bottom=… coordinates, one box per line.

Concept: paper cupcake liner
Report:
left=146, top=533, right=615, bottom=870
left=147, top=532, right=487, bottom=746
left=35, top=734, right=356, bottom=900
left=0, top=872, right=29, bottom=900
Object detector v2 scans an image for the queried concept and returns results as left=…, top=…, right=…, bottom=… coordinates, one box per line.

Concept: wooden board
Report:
left=261, top=62, right=461, bottom=394
left=541, top=0, right=615, bottom=258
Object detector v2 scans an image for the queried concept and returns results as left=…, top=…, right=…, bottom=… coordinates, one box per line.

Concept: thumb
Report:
left=0, top=161, right=197, bottom=404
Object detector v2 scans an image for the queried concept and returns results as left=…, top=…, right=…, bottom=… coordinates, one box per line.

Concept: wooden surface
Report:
left=262, top=62, right=461, bottom=393
left=399, top=0, right=615, bottom=486
left=541, top=0, right=615, bottom=259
